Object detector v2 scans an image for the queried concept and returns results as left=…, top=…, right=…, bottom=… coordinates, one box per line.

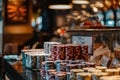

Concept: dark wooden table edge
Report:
left=3, top=60, right=25, bottom=80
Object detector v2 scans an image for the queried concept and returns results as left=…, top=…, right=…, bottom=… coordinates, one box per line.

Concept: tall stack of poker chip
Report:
left=73, top=44, right=82, bottom=60
left=44, top=42, right=61, bottom=54
left=51, top=44, right=89, bottom=61
left=51, top=45, right=58, bottom=61
left=40, top=62, right=46, bottom=80
left=41, top=61, right=56, bottom=80
left=56, top=45, right=66, bottom=60
left=22, top=51, right=30, bottom=66
left=81, top=45, right=89, bottom=61
left=25, top=53, right=37, bottom=69
left=44, top=42, right=61, bottom=61
left=44, top=42, right=50, bottom=54
left=65, top=44, right=74, bottom=60
left=21, top=49, right=44, bottom=66
left=25, top=52, right=50, bottom=70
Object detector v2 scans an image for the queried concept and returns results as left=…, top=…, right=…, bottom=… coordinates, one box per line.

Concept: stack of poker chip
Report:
left=73, top=44, right=82, bottom=60
left=40, top=60, right=97, bottom=80
left=21, top=49, right=44, bottom=66
left=81, top=45, right=89, bottom=61
left=25, top=52, right=50, bottom=70
left=51, top=45, right=58, bottom=61
left=25, top=53, right=37, bottom=69
left=40, top=61, right=56, bottom=79
left=51, top=44, right=89, bottom=61
left=65, top=44, right=74, bottom=60
left=40, top=62, right=46, bottom=80
left=44, top=42, right=61, bottom=55
left=56, top=45, right=66, bottom=60
left=44, top=42, right=61, bottom=61
left=22, top=51, right=30, bottom=66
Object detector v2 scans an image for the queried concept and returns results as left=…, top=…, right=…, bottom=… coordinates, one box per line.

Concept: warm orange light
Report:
left=105, top=0, right=112, bottom=7
left=81, top=4, right=87, bottom=9
left=93, top=7, right=98, bottom=13
left=72, top=0, right=89, bottom=4
left=49, top=4, right=72, bottom=10
left=95, top=2, right=104, bottom=8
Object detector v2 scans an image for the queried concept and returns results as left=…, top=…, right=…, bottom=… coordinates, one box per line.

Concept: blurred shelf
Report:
left=67, top=27, right=120, bottom=33
left=66, top=27, right=120, bottom=52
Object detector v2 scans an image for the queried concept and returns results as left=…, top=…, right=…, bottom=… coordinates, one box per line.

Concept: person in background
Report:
left=18, top=28, right=44, bottom=53
left=23, top=30, right=43, bottom=49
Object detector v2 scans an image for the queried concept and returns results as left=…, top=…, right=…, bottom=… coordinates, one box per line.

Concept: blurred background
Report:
left=1, top=0, right=120, bottom=54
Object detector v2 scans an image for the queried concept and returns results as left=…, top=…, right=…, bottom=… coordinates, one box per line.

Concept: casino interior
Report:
left=0, top=0, right=120, bottom=80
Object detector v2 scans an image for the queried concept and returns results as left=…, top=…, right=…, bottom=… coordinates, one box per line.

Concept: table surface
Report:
left=5, top=60, right=41, bottom=80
